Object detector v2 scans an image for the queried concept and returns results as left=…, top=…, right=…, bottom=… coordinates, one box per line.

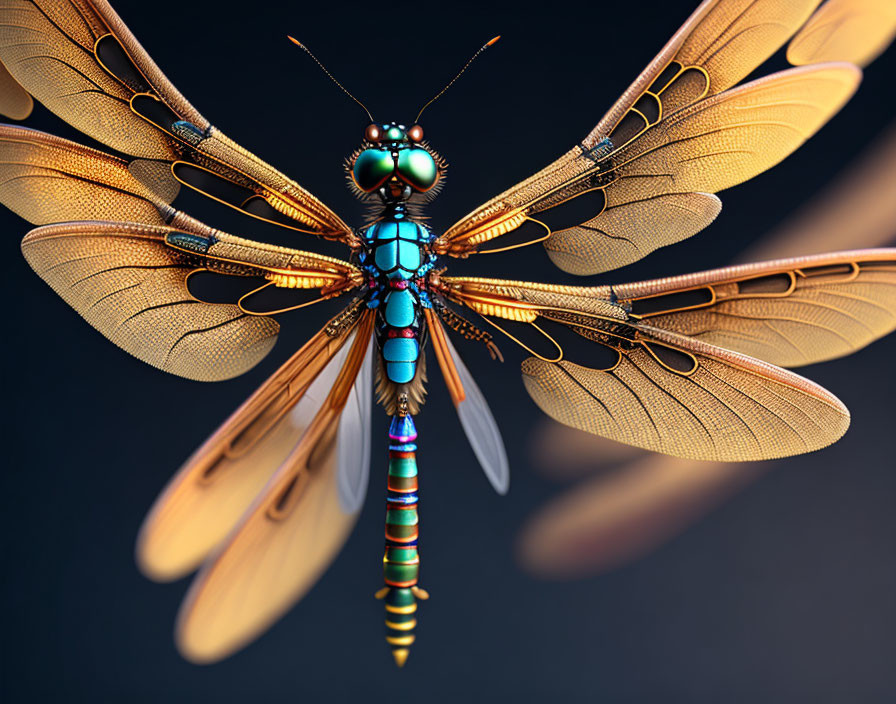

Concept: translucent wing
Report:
left=0, top=60, right=32, bottom=119
left=137, top=307, right=368, bottom=580
left=337, top=337, right=374, bottom=512
left=438, top=248, right=896, bottom=459
left=0, top=0, right=352, bottom=240
left=425, top=310, right=509, bottom=494
left=175, top=314, right=374, bottom=663
left=788, top=0, right=896, bottom=68
left=434, top=0, right=866, bottom=274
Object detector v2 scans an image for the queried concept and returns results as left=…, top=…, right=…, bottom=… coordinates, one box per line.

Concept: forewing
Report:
left=434, top=1, right=868, bottom=274
left=0, top=1, right=352, bottom=240
left=0, top=59, right=32, bottom=119
left=521, top=325, right=850, bottom=462
left=442, top=248, right=896, bottom=370
left=611, top=249, right=896, bottom=367
left=137, top=307, right=367, bottom=581
left=788, top=0, right=896, bottom=68
left=549, top=64, right=859, bottom=275
left=0, top=124, right=360, bottom=295
left=175, top=313, right=374, bottom=664
left=21, top=221, right=361, bottom=380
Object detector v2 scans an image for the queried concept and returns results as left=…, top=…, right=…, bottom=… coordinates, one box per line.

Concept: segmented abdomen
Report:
left=376, top=413, right=428, bottom=667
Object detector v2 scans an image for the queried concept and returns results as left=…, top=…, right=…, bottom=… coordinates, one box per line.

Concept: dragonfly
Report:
left=1, top=0, right=895, bottom=668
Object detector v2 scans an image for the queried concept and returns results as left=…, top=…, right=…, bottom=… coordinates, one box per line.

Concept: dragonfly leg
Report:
left=434, top=300, right=504, bottom=361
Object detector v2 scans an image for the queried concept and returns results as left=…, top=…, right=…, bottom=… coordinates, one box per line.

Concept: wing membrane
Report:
left=591, top=0, right=823, bottom=140
left=22, top=221, right=361, bottom=380
left=610, top=249, right=896, bottom=367
left=0, top=124, right=174, bottom=225
left=336, top=336, right=374, bottom=512
left=0, top=59, right=32, bottom=119
left=788, top=0, right=896, bottom=68
left=0, top=0, right=352, bottom=240
left=434, top=0, right=870, bottom=274
left=175, top=313, right=374, bottom=663
left=521, top=324, right=849, bottom=461
left=137, top=306, right=367, bottom=581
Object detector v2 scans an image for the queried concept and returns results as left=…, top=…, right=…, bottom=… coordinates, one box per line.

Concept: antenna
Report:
left=287, top=36, right=375, bottom=122
left=414, top=36, right=500, bottom=124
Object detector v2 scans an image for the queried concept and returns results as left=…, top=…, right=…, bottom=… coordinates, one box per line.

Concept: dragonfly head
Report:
left=349, top=122, right=442, bottom=202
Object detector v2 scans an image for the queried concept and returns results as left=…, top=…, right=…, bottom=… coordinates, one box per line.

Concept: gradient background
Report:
left=3, top=1, right=895, bottom=701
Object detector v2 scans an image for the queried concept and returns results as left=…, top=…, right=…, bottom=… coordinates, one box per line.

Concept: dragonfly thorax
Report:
left=359, top=203, right=436, bottom=387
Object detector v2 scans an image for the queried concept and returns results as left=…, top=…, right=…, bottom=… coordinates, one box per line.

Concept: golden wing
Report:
left=0, top=124, right=176, bottom=225
left=175, top=313, right=374, bottom=663
left=788, top=0, right=896, bottom=68
left=0, top=60, right=32, bottom=119
left=436, top=249, right=896, bottom=460
left=0, top=0, right=352, bottom=241
left=2, top=125, right=361, bottom=380
left=607, top=251, right=896, bottom=367
left=434, top=0, right=866, bottom=274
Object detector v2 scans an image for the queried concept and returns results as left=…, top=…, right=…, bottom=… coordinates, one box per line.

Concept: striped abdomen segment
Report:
left=376, top=413, right=428, bottom=667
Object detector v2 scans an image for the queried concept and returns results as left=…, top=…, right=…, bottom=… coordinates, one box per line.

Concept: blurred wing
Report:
left=0, top=60, right=32, bottom=119
left=520, top=324, right=850, bottom=462
left=137, top=305, right=369, bottom=581
left=435, top=1, right=865, bottom=275
left=21, top=220, right=361, bottom=381
left=0, top=1, right=352, bottom=240
left=610, top=249, right=896, bottom=367
left=175, top=313, right=374, bottom=664
left=788, top=0, right=896, bottom=68
left=425, top=309, right=509, bottom=494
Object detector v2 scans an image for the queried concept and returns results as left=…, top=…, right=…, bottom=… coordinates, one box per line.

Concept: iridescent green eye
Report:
left=396, top=148, right=438, bottom=191
left=353, top=149, right=394, bottom=192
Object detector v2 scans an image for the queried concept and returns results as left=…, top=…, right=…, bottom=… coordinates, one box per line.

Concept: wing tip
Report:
left=133, top=515, right=199, bottom=584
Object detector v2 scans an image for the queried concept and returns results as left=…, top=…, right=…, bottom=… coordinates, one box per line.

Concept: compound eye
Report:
left=364, top=124, right=382, bottom=143
left=396, top=148, right=437, bottom=191
left=407, top=125, right=423, bottom=142
left=352, top=148, right=394, bottom=191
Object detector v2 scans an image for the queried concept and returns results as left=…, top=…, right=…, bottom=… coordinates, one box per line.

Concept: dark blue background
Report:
left=3, top=1, right=894, bottom=701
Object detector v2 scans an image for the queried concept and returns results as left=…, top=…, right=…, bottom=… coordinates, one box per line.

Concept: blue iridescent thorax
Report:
left=360, top=204, right=437, bottom=385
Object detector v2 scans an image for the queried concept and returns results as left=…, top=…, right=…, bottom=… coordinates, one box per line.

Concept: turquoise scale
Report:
left=370, top=220, right=427, bottom=281
left=383, top=338, right=419, bottom=384
left=384, top=288, right=416, bottom=327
